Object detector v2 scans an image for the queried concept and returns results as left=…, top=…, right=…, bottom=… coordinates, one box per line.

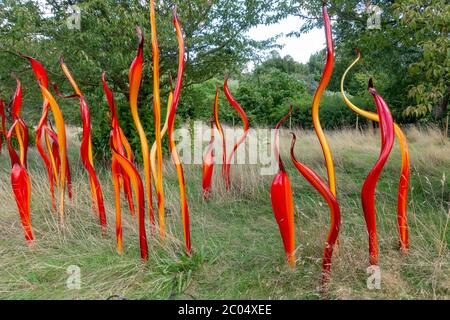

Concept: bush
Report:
left=291, top=93, right=368, bottom=130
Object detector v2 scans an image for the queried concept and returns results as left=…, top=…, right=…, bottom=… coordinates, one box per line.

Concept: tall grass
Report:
left=0, top=127, right=448, bottom=299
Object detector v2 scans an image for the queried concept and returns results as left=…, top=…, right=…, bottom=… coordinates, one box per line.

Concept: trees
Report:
left=0, top=0, right=291, bottom=102
left=236, top=54, right=308, bottom=125
left=393, top=0, right=449, bottom=120
left=0, top=0, right=293, bottom=157
left=0, top=0, right=447, bottom=142
left=283, top=0, right=448, bottom=123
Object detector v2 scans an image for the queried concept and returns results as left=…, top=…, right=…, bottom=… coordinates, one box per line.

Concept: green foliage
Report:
left=0, top=0, right=291, bottom=158
left=283, top=0, right=449, bottom=121
left=1, top=0, right=448, bottom=154
left=234, top=54, right=308, bottom=125
left=229, top=53, right=365, bottom=128
left=394, top=0, right=449, bottom=118
left=291, top=93, right=363, bottom=129
left=177, top=53, right=369, bottom=130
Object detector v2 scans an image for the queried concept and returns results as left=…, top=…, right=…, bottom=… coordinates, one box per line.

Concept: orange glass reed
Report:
left=223, top=78, right=249, bottom=190
left=290, top=133, right=341, bottom=285
left=103, top=73, right=148, bottom=259
left=6, top=81, right=33, bottom=242
left=58, top=59, right=107, bottom=233
left=23, top=56, right=57, bottom=209
left=167, top=9, right=191, bottom=255
left=40, top=86, right=69, bottom=221
left=363, top=79, right=395, bottom=266
left=202, top=117, right=215, bottom=200
left=312, top=5, right=336, bottom=196
left=110, top=134, right=149, bottom=260
left=9, top=79, right=29, bottom=168
left=270, top=105, right=296, bottom=268
left=7, top=120, right=33, bottom=242
left=151, top=92, right=172, bottom=190
left=44, top=125, right=73, bottom=202
left=129, top=27, right=155, bottom=227
left=341, top=49, right=410, bottom=251
left=102, top=72, right=135, bottom=218
left=150, top=0, right=166, bottom=238
left=213, top=88, right=227, bottom=180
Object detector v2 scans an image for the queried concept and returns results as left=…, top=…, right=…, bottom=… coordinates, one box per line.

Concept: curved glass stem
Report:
left=363, top=79, right=396, bottom=266
left=223, top=78, right=249, bottom=190
left=167, top=9, right=191, bottom=255
left=341, top=50, right=410, bottom=252
left=311, top=5, right=336, bottom=196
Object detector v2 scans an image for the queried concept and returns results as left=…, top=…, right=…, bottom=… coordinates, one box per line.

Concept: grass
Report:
left=0, top=126, right=448, bottom=300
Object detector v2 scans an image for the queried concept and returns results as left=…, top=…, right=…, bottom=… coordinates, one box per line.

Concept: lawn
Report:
left=0, top=127, right=448, bottom=300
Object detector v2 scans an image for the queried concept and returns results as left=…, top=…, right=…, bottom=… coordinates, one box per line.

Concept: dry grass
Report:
left=0, top=127, right=448, bottom=300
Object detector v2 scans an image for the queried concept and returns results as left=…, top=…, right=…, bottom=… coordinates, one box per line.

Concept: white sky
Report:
left=247, top=15, right=325, bottom=64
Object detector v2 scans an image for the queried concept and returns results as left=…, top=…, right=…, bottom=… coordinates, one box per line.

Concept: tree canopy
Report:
left=281, top=0, right=448, bottom=120
left=0, top=0, right=447, bottom=158
left=0, top=0, right=288, bottom=118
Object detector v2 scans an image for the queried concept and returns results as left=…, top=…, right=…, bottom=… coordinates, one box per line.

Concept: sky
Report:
left=247, top=15, right=325, bottom=64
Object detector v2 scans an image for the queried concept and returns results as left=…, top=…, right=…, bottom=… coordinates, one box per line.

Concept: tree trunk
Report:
left=444, top=115, right=449, bottom=140
left=432, top=93, right=449, bottom=138
left=431, top=93, right=448, bottom=120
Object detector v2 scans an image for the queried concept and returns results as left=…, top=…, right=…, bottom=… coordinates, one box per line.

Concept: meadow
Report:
left=0, top=126, right=448, bottom=300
